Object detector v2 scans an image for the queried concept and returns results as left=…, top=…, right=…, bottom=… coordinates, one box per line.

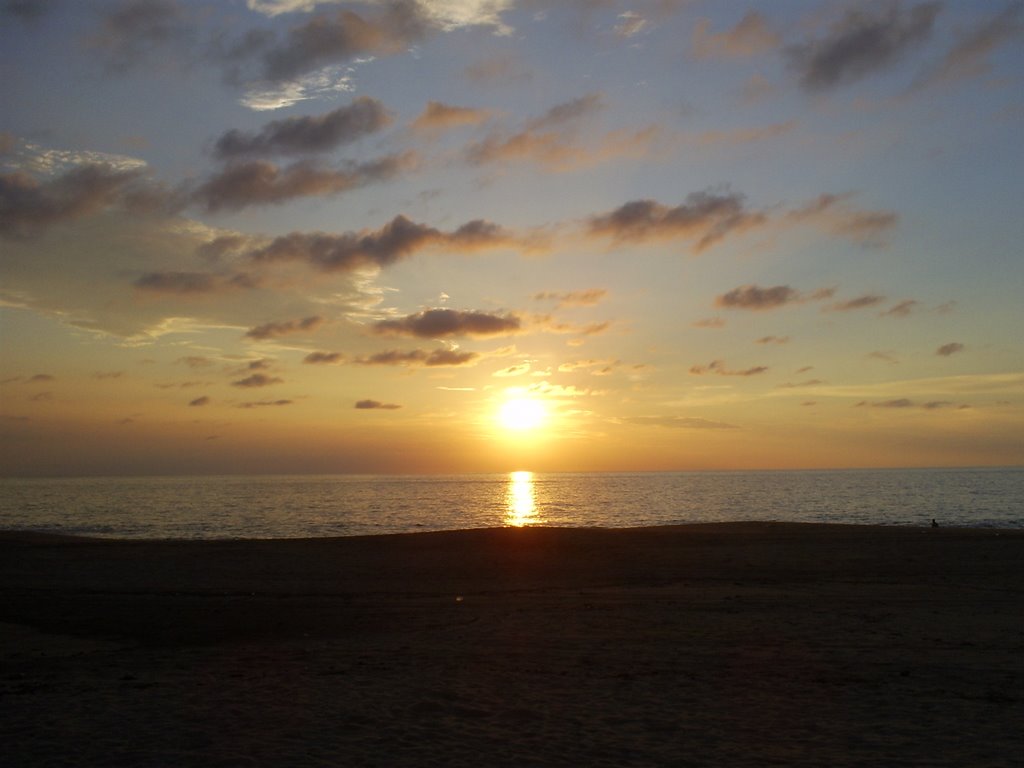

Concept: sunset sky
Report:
left=2, top=0, right=1022, bottom=476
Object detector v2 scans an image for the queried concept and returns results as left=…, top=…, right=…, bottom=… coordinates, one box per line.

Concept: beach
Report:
left=2, top=523, right=1022, bottom=767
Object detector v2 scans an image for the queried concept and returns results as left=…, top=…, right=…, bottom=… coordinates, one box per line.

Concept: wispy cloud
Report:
left=589, top=191, right=766, bottom=252
left=355, top=398, right=401, bottom=410
left=936, top=342, right=965, bottom=357
left=533, top=288, right=607, bottom=308
left=232, top=373, right=284, bottom=387
left=411, top=101, right=492, bottom=135
left=245, top=315, right=323, bottom=340
left=624, top=415, right=739, bottom=429
left=373, top=308, right=520, bottom=338
left=213, top=98, right=391, bottom=158
left=192, top=153, right=417, bottom=212
left=354, top=348, right=478, bottom=367
left=690, top=360, right=768, bottom=377
left=786, top=1, right=941, bottom=91
left=691, top=10, right=780, bottom=59
left=913, top=3, right=1024, bottom=90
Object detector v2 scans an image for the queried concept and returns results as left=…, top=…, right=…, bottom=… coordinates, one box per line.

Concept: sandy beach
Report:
left=1, top=522, right=1022, bottom=767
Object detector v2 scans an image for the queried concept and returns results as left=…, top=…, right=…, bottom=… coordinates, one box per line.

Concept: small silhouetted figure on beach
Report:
left=931, top=518, right=939, bottom=528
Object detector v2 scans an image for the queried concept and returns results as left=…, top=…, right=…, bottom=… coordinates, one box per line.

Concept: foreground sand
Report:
left=2, top=522, right=1022, bottom=767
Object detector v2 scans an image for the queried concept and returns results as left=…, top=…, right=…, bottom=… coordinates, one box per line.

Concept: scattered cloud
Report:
left=245, top=315, right=323, bottom=340
left=856, top=397, right=969, bottom=410
left=588, top=191, right=766, bottom=253
left=786, top=193, right=898, bottom=247
left=614, top=11, right=647, bottom=39
left=533, top=288, right=607, bottom=308
left=691, top=10, right=780, bottom=59
left=827, top=294, right=885, bottom=312
left=624, top=415, right=739, bottom=429
left=188, top=395, right=210, bottom=406
left=786, top=1, right=941, bottom=91
left=693, top=317, right=726, bottom=329
left=756, top=335, right=790, bottom=345
left=354, top=348, right=479, bottom=367
left=239, top=399, right=292, bottom=408
left=689, top=360, right=768, bottom=377
left=373, top=308, right=521, bottom=338
left=936, top=342, right=964, bottom=357
left=303, top=351, right=345, bottom=364
left=242, top=214, right=521, bottom=273
left=29, top=373, right=55, bottom=382
left=133, top=270, right=259, bottom=295
left=192, top=153, right=416, bottom=212
left=411, top=101, right=492, bottom=134
left=355, top=398, right=401, bottom=410
left=493, top=363, right=530, bottom=377
left=0, top=164, right=151, bottom=238
left=914, top=3, right=1024, bottom=90
left=868, top=350, right=900, bottom=364
left=88, top=0, right=197, bottom=73
left=880, top=299, right=919, bottom=318
left=232, top=373, right=284, bottom=387
left=715, top=284, right=800, bottom=310
left=213, top=97, right=391, bottom=158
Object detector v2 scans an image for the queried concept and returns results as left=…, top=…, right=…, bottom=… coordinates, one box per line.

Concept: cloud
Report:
left=691, top=10, right=780, bottom=59
left=245, top=7, right=429, bottom=84
left=786, top=1, right=942, bottom=91
left=880, top=299, right=919, bottom=318
left=827, top=294, right=885, bottom=312
left=533, top=316, right=610, bottom=337
left=0, top=164, right=151, bottom=237
left=693, top=317, right=725, bottom=329
left=88, top=0, right=197, bottom=73
left=756, top=335, right=790, bottom=345
left=914, top=3, right=1024, bottom=89
left=245, top=315, right=323, bottom=339
left=213, top=97, right=391, bottom=158
left=29, top=373, right=55, bottom=382
left=242, top=214, right=520, bottom=273
left=2, top=0, right=56, bottom=22
left=373, top=308, right=521, bottom=338
left=859, top=398, right=915, bottom=408
left=588, top=191, right=766, bottom=252
left=354, top=348, right=478, bottom=367
left=239, top=399, right=293, bottom=408
left=462, top=93, right=659, bottom=172
left=493, top=363, right=530, bottom=377
left=786, top=193, right=898, bottom=247
left=614, top=11, right=646, bottom=39
left=303, top=351, right=344, bottom=364
left=464, top=52, right=531, bottom=84
left=624, top=415, right=739, bottom=430
left=689, top=360, right=769, bottom=377
left=868, top=350, right=900, bottom=364
left=192, top=153, right=416, bottom=212
left=188, top=395, right=210, bottom=406
left=133, top=270, right=260, bottom=295
left=936, top=342, right=965, bottom=357
left=715, top=285, right=800, bottom=310
left=778, top=379, right=826, bottom=389
left=355, top=398, right=401, bottom=410
left=411, top=101, right=492, bottom=134
left=231, top=373, right=284, bottom=387
left=533, top=288, right=607, bottom=308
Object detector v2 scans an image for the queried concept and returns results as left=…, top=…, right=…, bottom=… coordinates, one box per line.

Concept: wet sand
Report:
left=2, top=522, right=1022, bottom=766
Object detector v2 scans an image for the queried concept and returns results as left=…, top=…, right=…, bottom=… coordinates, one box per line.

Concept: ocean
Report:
left=1, top=467, right=1021, bottom=539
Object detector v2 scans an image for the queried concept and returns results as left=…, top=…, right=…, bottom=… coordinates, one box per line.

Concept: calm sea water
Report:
left=0, top=468, right=1021, bottom=539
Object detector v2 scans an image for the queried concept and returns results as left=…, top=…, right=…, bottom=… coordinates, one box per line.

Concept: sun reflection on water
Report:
left=505, top=470, right=538, bottom=526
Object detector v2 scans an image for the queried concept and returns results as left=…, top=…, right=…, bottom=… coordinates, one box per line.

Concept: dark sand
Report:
left=2, top=523, right=1022, bottom=767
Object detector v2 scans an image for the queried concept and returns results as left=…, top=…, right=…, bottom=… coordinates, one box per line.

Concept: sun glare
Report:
left=498, top=398, right=547, bottom=431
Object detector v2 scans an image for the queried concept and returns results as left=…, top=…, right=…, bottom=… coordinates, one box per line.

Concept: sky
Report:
left=1, top=0, right=1023, bottom=476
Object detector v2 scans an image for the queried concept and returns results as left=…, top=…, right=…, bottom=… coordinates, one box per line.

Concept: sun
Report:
left=498, top=398, right=547, bottom=431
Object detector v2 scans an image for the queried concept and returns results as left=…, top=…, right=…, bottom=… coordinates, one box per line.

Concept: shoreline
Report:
left=2, top=522, right=1022, bottom=766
